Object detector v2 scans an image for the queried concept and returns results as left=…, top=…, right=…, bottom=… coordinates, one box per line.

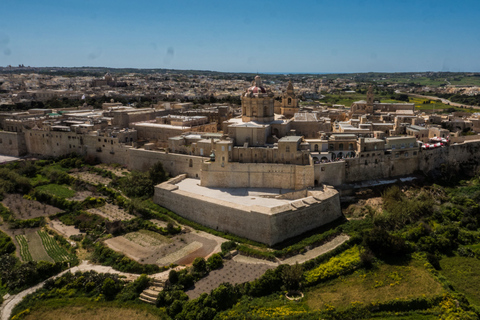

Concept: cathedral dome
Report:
left=245, top=75, right=266, bottom=95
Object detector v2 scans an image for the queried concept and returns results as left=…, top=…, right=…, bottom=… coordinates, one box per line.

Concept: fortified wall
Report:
left=315, top=139, right=480, bottom=187
left=154, top=175, right=342, bottom=245
left=0, top=131, right=26, bottom=156
left=200, top=161, right=314, bottom=190
left=128, top=148, right=206, bottom=178
left=419, top=140, right=480, bottom=174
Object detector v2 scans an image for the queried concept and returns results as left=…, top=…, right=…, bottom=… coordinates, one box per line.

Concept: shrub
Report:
left=192, top=257, right=208, bottom=274
left=221, top=241, right=237, bottom=253
left=304, top=246, right=361, bottom=286
left=207, top=254, right=223, bottom=270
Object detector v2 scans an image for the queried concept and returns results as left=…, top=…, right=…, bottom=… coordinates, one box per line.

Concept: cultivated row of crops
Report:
left=15, top=234, right=33, bottom=261
left=37, top=231, right=75, bottom=262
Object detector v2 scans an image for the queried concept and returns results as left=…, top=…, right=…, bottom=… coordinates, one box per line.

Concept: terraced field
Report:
left=37, top=230, right=76, bottom=262
left=15, top=234, right=33, bottom=261
left=25, top=231, right=53, bottom=262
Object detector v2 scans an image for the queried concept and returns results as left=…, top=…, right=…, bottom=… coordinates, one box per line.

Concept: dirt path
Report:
left=0, top=261, right=174, bottom=320
left=232, top=234, right=350, bottom=266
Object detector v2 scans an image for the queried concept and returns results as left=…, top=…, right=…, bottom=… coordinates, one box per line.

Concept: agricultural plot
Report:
left=25, top=230, right=53, bottom=262
left=2, top=194, right=62, bottom=219
left=38, top=230, right=76, bottom=262
left=70, top=171, right=112, bottom=186
left=49, top=219, right=84, bottom=238
left=105, top=229, right=222, bottom=266
left=95, top=163, right=130, bottom=177
left=35, top=184, right=76, bottom=199
left=15, top=234, right=33, bottom=261
left=87, top=203, right=135, bottom=221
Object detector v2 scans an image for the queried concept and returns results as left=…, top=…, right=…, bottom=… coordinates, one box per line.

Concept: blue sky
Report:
left=1, top=0, right=480, bottom=73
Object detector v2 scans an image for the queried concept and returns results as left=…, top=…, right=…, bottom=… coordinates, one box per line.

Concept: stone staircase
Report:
left=139, top=278, right=166, bottom=304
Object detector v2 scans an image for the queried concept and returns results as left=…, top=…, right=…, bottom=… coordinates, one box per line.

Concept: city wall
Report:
left=200, top=161, right=314, bottom=190
left=154, top=176, right=342, bottom=245
left=419, top=140, right=480, bottom=174
left=128, top=148, right=205, bottom=178
left=0, top=131, right=26, bottom=156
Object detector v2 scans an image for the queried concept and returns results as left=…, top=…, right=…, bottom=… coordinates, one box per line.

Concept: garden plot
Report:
left=38, top=230, right=76, bottom=262
left=23, top=229, right=53, bottom=262
left=87, top=203, right=135, bottom=221
left=70, top=171, right=112, bottom=186
left=95, top=163, right=130, bottom=177
left=1, top=194, right=62, bottom=219
left=186, top=260, right=275, bottom=299
left=48, top=219, right=84, bottom=238
left=15, top=234, right=33, bottom=261
left=105, top=229, right=223, bottom=267
left=67, top=190, right=96, bottom=201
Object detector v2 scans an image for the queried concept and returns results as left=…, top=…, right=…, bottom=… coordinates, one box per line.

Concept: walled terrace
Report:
left=154, top=175, right=342, bottom=246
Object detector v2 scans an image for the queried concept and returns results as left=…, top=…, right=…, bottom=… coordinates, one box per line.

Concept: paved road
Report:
left=397, top=91, right=480, bottom=110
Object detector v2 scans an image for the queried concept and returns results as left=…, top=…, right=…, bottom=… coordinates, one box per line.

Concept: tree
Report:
left=192, top=257, right=207, bottom=274
left=102, top=277, right=120, bottom=300
left=168, top=269, right=179, bottom=285
left=149, top=161, right=167, bottom=185
left=281, top=263, right=303, bottom=292
left=207, top=254, right=223, bottom=270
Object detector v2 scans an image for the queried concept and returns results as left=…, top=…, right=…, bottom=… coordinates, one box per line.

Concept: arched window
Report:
left=339, top=143, right=344, bottom=150
left=314, top=144, right=319, bottom=152
left=288, top=98, right=292, bottom=105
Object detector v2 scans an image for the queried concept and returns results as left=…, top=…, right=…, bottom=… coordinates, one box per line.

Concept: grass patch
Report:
left=15, top=235, right=33, bottom=261
left=440, top=256, right=480, bottom=306
left=37, top=230, right=75, bottom=262
left=305, top=259, right=444, bottom=310
left=35, top=184, right=76, bottom=199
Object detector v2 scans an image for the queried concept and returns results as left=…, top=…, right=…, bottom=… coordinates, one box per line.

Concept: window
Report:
left=221, top=146, right=225, bottom=151
left=349, top=143, right=353, bottom=150
left=314, top=144, right=319, bottom=152
left=189, top=159, right=193, bottom=167
left=286, top=146, right=290, bottom=152
left=339, top=143, right=344, bottom=150
left=0, top=138, right=2, bottom=143
left=288, top=98, right=292, bottom=104
left=404, top=152, right=408, bottom=157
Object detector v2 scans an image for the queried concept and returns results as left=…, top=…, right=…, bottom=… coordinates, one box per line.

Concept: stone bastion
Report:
left=154, top=175, right=342, bottom=246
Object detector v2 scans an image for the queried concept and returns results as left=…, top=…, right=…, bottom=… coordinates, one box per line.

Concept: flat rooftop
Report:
left=175, top=178, right=292, bottom=208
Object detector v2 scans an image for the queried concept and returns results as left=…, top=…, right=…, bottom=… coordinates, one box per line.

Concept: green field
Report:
left=440, top=256, right=480, bottom=306
left=35, top=184, right=76, bottom=199
left=38, top=230, right=75, bottom=262
left=305, top=259, right=444, bottom=310
left=15, top=234, right=33, bottom=261
left=13, top=298, right=168, bottom=320
left=408, top=96, right=475, bottom=113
